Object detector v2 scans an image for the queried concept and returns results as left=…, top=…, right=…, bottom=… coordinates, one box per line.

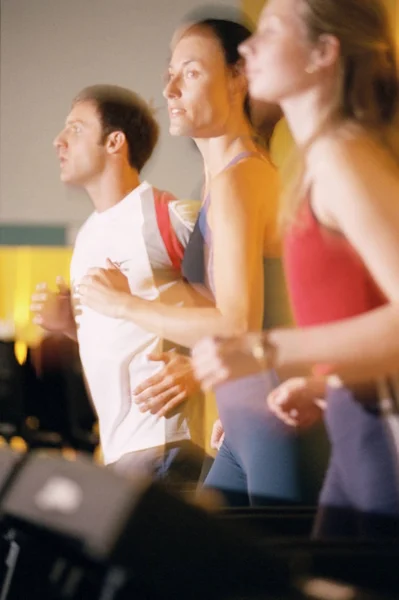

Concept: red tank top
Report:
left=283, top=200, right=386, bottom=327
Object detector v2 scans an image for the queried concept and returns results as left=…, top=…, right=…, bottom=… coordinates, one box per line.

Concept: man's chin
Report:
left=168, top=124, right=190, bottom=138
left=60, top=172, right=76, bottom=185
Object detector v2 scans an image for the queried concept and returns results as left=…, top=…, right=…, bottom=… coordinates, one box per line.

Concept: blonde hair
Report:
left=280, top=0, right=399, bottom=228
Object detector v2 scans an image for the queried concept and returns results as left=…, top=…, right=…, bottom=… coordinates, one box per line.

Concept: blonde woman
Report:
left=192, top=0, right=399, bottom=537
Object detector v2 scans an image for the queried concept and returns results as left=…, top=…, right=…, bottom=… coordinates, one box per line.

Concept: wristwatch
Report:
left=250, top=335, right=277, bottom=371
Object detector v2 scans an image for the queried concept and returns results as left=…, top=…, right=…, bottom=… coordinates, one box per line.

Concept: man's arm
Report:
left=31, top=277, right=78, bottom=341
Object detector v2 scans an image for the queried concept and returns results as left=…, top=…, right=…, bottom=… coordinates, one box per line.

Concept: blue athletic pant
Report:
left=203, top=371, right=325, bottom=506
left=313, top=384, right=399, bottom=539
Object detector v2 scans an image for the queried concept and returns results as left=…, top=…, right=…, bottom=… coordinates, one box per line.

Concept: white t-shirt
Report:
left=70, top=182, right=202, bottom=464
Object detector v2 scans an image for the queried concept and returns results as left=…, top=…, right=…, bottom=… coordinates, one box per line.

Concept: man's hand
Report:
left=31, top=277, right=76, bottom=338
left=134, top=350, right=200, bottom=418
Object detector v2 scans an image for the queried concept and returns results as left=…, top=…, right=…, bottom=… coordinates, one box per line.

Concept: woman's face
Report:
left=163, top=28, right=238, bottom=138
left=239, top=0, right=315, bottom=105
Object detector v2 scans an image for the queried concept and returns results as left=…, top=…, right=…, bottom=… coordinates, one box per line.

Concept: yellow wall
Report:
left=242, top=0, right=265, bottom=20
left=0, top=247, right=72, bottom=345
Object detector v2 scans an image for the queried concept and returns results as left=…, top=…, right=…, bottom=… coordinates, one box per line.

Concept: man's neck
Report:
left=85, top=167, right=141, bottom=213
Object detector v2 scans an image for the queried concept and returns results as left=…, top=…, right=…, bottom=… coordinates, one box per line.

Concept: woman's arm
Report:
left=271, top=136, right=399, bottom=381
left=79, top=159, right=277, bottom=348
left=192, top=136, right=399, bottom=387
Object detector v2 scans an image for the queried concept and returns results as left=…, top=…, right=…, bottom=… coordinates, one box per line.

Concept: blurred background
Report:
left=0, top=0, right=397, bottom=457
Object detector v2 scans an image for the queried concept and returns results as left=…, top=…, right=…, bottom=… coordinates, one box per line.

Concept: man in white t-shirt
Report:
left=31, top=85, right=205, bottom=485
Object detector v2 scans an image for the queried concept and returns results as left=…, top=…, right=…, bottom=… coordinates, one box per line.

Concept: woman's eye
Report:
left=185, top=70, right=199, bottom=79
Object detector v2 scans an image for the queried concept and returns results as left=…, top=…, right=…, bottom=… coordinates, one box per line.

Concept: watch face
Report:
left=251, top=340, right=266, bottom=362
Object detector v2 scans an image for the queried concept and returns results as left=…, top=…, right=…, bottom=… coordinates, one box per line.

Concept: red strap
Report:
left=153, top=188, right=184, bottom=270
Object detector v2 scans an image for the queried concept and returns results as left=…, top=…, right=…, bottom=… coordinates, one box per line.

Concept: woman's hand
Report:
left=133, top=350, right=200, bottom=418
left=78, top=259, right=132, bottom=319
left=210, top=419, right=225, bottom=451
left=191, top=332, right=275, bottom=390
left=267, top=377, right=326, bottom=429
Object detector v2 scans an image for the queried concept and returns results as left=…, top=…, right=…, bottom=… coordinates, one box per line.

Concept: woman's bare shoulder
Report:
left=310, top=124, right=398, bottom=178
left=211, top=153, right=278, bottom=199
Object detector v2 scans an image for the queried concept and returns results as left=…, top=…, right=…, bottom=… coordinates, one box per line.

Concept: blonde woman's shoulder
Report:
left=311, top=123, right=398, bottom=180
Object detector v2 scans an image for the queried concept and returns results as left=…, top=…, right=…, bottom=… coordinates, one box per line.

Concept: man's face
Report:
left=53, top=100, right=108, bottom=187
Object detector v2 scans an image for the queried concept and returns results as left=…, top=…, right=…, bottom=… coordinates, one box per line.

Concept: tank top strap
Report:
left=221, top=149, right=264, bottom=171
left=202, top=150, right=267, bottom=210
left=199, top=150, right=269, bottom=238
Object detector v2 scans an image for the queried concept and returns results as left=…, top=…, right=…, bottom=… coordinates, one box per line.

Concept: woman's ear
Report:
left=229, top=58, right=248, bottom=97
left=307, top=34, right=340, bottom=72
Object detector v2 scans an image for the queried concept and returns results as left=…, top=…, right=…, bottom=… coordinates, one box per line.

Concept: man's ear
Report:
left=105, top=131, right=126, bottom=155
